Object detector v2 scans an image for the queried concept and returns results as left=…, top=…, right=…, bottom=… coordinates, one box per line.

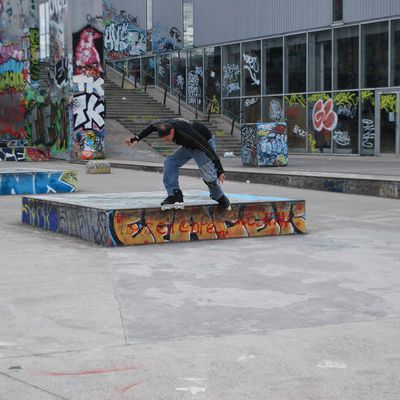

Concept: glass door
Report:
left=376, top=91, right=400, bottom=155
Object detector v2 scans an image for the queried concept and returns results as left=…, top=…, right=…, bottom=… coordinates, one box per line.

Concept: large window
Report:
left=391, top=19, right=400, bottom=86
left=242, top=41, right=261, bottom=97
left=146, top=0, right=153, bottom=52
left=332, top=0, right=343, bottom=22
left=333, top=91, right=359, bottom=154
left=263, top=96, right=284, bottom=122
left=285, top=94, right=307, bottom=152
left=361, top=22, right=388, bottom=88
left=39, top=1, right=50, bottom=60
left=222, top=44, right=241, bottom=98
left=171, top=52, right=186, bottom=99
left=285, top=34, right=307, bottom=93
left=360, top=90, right=376, bottom=155
left=264, top=37, right=283, bottom=95
left=183, top=0, right=194, bottom=48
left=308, top=30, right=332, bottom=92
left=205, top=47, right=221, bottom=114
left=242, top=97, right=261, bottom=123
left=143, top=57, right=155, bottom=85
left=187, top=50, right=204, bottom=111
left=334, top=26, right=359, bottom=90
left=308, top=93, right=332, bottom=153
left=156, top=54, right=170, bottom=90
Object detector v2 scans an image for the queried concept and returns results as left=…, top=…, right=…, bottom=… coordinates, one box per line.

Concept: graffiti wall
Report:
left=103, top=0, right=146, bottom=59
left=241, top=122, right=288, bottom=167
left=68, top=0, right=105, bottom=161
left=1, top=169, right=77, bottom=195
left=22, top=196, right=306, bottom=246
left=0, top=0, right=39, bottom=160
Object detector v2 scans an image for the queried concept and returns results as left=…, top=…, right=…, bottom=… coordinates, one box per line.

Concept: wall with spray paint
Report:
left=152, top=0, right=183, bottom=53
left=0, top=0, right=40, bottom=161
left=103, top=0, right=147, bottom=60
left=69, top=0, right=105, bottom=160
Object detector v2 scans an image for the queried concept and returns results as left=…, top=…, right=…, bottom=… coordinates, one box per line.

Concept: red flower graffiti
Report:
left=312, top=99, right=338, bottom=132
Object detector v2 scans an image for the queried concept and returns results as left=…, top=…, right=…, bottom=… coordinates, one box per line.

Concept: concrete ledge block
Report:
left=86, top=160, right=111, bottom=174
left=22, top=190, right=306, bottom=246
left=1, top=168, right=77, bottom=195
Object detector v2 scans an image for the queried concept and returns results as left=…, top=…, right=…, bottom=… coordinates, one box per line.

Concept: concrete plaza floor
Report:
left=0, top=160, right=399, bottom=399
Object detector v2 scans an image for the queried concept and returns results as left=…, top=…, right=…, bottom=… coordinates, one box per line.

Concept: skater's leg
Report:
left=163, top=147, right=192, bottom=195
left=192, top=151, right=224, bottom=201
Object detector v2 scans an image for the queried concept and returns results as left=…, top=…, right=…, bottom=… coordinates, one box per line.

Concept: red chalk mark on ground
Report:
left=120, top=380, right=144, bottom=394
left=39, top=366, right=139, bottom=377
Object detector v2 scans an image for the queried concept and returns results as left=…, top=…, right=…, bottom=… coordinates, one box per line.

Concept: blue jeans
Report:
left=163, top=137, right=224, bottom=201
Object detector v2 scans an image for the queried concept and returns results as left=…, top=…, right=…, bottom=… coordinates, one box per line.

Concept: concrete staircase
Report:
left=39, top=61, right=50, bottom=90
left=105, top=78, right=241, bottom=157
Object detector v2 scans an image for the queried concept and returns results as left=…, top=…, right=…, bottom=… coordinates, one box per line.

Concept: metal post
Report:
left=231, top=116, right=236, bottom=136
left=178, top=95, right=181, bottom=115
left=163, top=86, right=167, bottom=105
left=122, top=73, right=125, bottom=88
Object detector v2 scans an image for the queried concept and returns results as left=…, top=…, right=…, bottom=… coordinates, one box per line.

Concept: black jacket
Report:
left=136, top=119, right=225, bottom=177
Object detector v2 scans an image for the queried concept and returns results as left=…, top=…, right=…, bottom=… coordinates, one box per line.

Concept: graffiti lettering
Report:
left=29, top=28, right=40, bottom=83
left=55, top=57, right=68, bottom=87
left=223, top=64, right=239, bottom=82
left=293, top=124, right=307, bottom=137
left=285, top=94, right=306, bottom=108
left=333, top=130, right=351, bottom=146
left=226, top=82, right=240, bottom=96
left=207, top=95, right=220, bottom=114
left=269, top=99, right=283, bottom=121
left=73, top=75, right=104, bottom=96
left=312, top=99, right=338, bottom=132
left=188, top=67, right=203, bottom=106
left=0, top=147, right=25, bottom=161
left=0, top=59, right=26, bottom=92
left=361, top=119, right=375, bottom=149
left=105, top=22, right=129, bottom=52
left=336, top=104, right=357, bottom=119
left=243, top=53, right=260, bottom=86
left=334, top=92, right=358, bottom=106
left=245, top=97, right=258, bottom=107
left=73, top=93, right=105, bottom=130
left=241, top=124, right=257, bottom=166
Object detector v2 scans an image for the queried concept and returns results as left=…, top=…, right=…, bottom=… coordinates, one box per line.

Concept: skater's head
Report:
left=158, top=123, right=175, bottom=142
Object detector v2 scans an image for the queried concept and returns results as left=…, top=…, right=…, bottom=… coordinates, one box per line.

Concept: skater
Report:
left=125, top=118, right=230, bottom=209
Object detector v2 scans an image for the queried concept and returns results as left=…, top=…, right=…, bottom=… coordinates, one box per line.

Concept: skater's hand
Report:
left=218, top=173, right=225, bottom=184
left=125, top=136, right=138, bottom=148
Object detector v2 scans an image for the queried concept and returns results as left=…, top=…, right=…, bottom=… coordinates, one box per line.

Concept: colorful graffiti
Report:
left=103, top=0, right=145, bottom=59
left=29, top=27, right=40, bottom=86
left=22, top=196, right=306, bottom=246
left=241, top=124, right=257, bottom=165
left=0, top=170, right=77, bottom=195
left=0, top=146, right=25, bottom=161
left=222, top=63, right=240, bottom=96
left=312, top=99, right=338, bottom=132
left=152, top=22, right=182, bottom=53
left=242, top=123, right=288, bottom=167
left=72, top=25, right=105, bottom=161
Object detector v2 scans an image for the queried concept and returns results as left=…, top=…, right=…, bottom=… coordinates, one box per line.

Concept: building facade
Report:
left=109, top=0, right=400, bottom=156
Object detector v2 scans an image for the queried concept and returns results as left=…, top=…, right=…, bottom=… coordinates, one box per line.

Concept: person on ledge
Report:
left=124, top=118, right=231, bottom=209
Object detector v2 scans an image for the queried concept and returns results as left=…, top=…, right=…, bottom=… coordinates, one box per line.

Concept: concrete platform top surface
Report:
left=0, top=167, right=71, bottom=174
left=24, top=190, right=295, bottom=210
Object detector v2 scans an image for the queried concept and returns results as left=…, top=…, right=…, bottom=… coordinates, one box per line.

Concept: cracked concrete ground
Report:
left=0, top=161, right=399, bottom=399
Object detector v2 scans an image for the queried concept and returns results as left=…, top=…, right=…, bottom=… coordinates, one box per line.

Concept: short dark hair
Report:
left=158, top=123, right=174, bottom=137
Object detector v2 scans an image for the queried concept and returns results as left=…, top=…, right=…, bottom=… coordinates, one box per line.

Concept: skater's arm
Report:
left=125, top=124, right=160, bottom=148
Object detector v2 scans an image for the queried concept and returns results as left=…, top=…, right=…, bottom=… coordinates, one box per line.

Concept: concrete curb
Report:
left=72, top=160, right=400, bottom=199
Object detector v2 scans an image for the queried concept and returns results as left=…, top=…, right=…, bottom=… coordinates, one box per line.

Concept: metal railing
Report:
left=106, top=62, right=242, bottom=134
